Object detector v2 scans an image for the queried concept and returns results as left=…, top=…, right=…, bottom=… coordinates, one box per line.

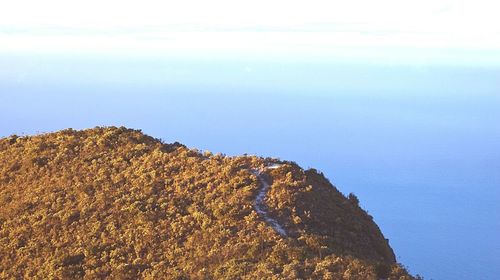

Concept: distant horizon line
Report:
left=1, top=30, right=499, bottom=68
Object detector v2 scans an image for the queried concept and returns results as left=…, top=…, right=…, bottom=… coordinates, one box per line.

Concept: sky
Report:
left=1, top=0, right=499, bottom=66
left=1, top=2, right=500, bottom=279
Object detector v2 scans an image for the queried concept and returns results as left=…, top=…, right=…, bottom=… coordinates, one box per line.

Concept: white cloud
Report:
left=0, top=0, right=499, bottom=65
left=1, top=0, right=498, bottom=32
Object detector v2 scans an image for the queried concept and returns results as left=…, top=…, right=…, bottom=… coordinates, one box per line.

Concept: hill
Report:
left=0, top=127, right=417, bottom=279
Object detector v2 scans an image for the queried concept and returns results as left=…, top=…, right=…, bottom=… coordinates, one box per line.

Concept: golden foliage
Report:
left=0, top=127, right=417, bottom=279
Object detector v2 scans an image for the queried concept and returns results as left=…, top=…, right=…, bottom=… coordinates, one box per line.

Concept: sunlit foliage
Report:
left=0, top=127, right=417, bottom=279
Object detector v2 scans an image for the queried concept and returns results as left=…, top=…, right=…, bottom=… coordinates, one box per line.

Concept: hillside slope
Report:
left=0, top=127, right=416, bottom=279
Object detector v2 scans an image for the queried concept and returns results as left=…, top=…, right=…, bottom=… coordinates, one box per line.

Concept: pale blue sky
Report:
left=1, top=2, right=500, bottom=279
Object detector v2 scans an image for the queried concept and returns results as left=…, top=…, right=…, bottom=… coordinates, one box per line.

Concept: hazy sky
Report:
left=1, top=0, right=499, bottom=65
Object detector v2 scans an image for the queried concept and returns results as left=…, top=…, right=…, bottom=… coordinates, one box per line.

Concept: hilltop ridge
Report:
left=0, top=127, right=417, bottom=279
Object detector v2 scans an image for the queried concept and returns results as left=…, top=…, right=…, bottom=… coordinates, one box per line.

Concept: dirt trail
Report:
left=251, top=165, right=287, bottom=237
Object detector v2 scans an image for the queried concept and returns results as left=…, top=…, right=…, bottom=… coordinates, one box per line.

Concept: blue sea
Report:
left=1, top=53, right=499, bottom=279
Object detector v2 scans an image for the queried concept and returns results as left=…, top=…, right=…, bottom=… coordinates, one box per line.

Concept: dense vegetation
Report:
left=0, top=127, right=417, bottom=279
